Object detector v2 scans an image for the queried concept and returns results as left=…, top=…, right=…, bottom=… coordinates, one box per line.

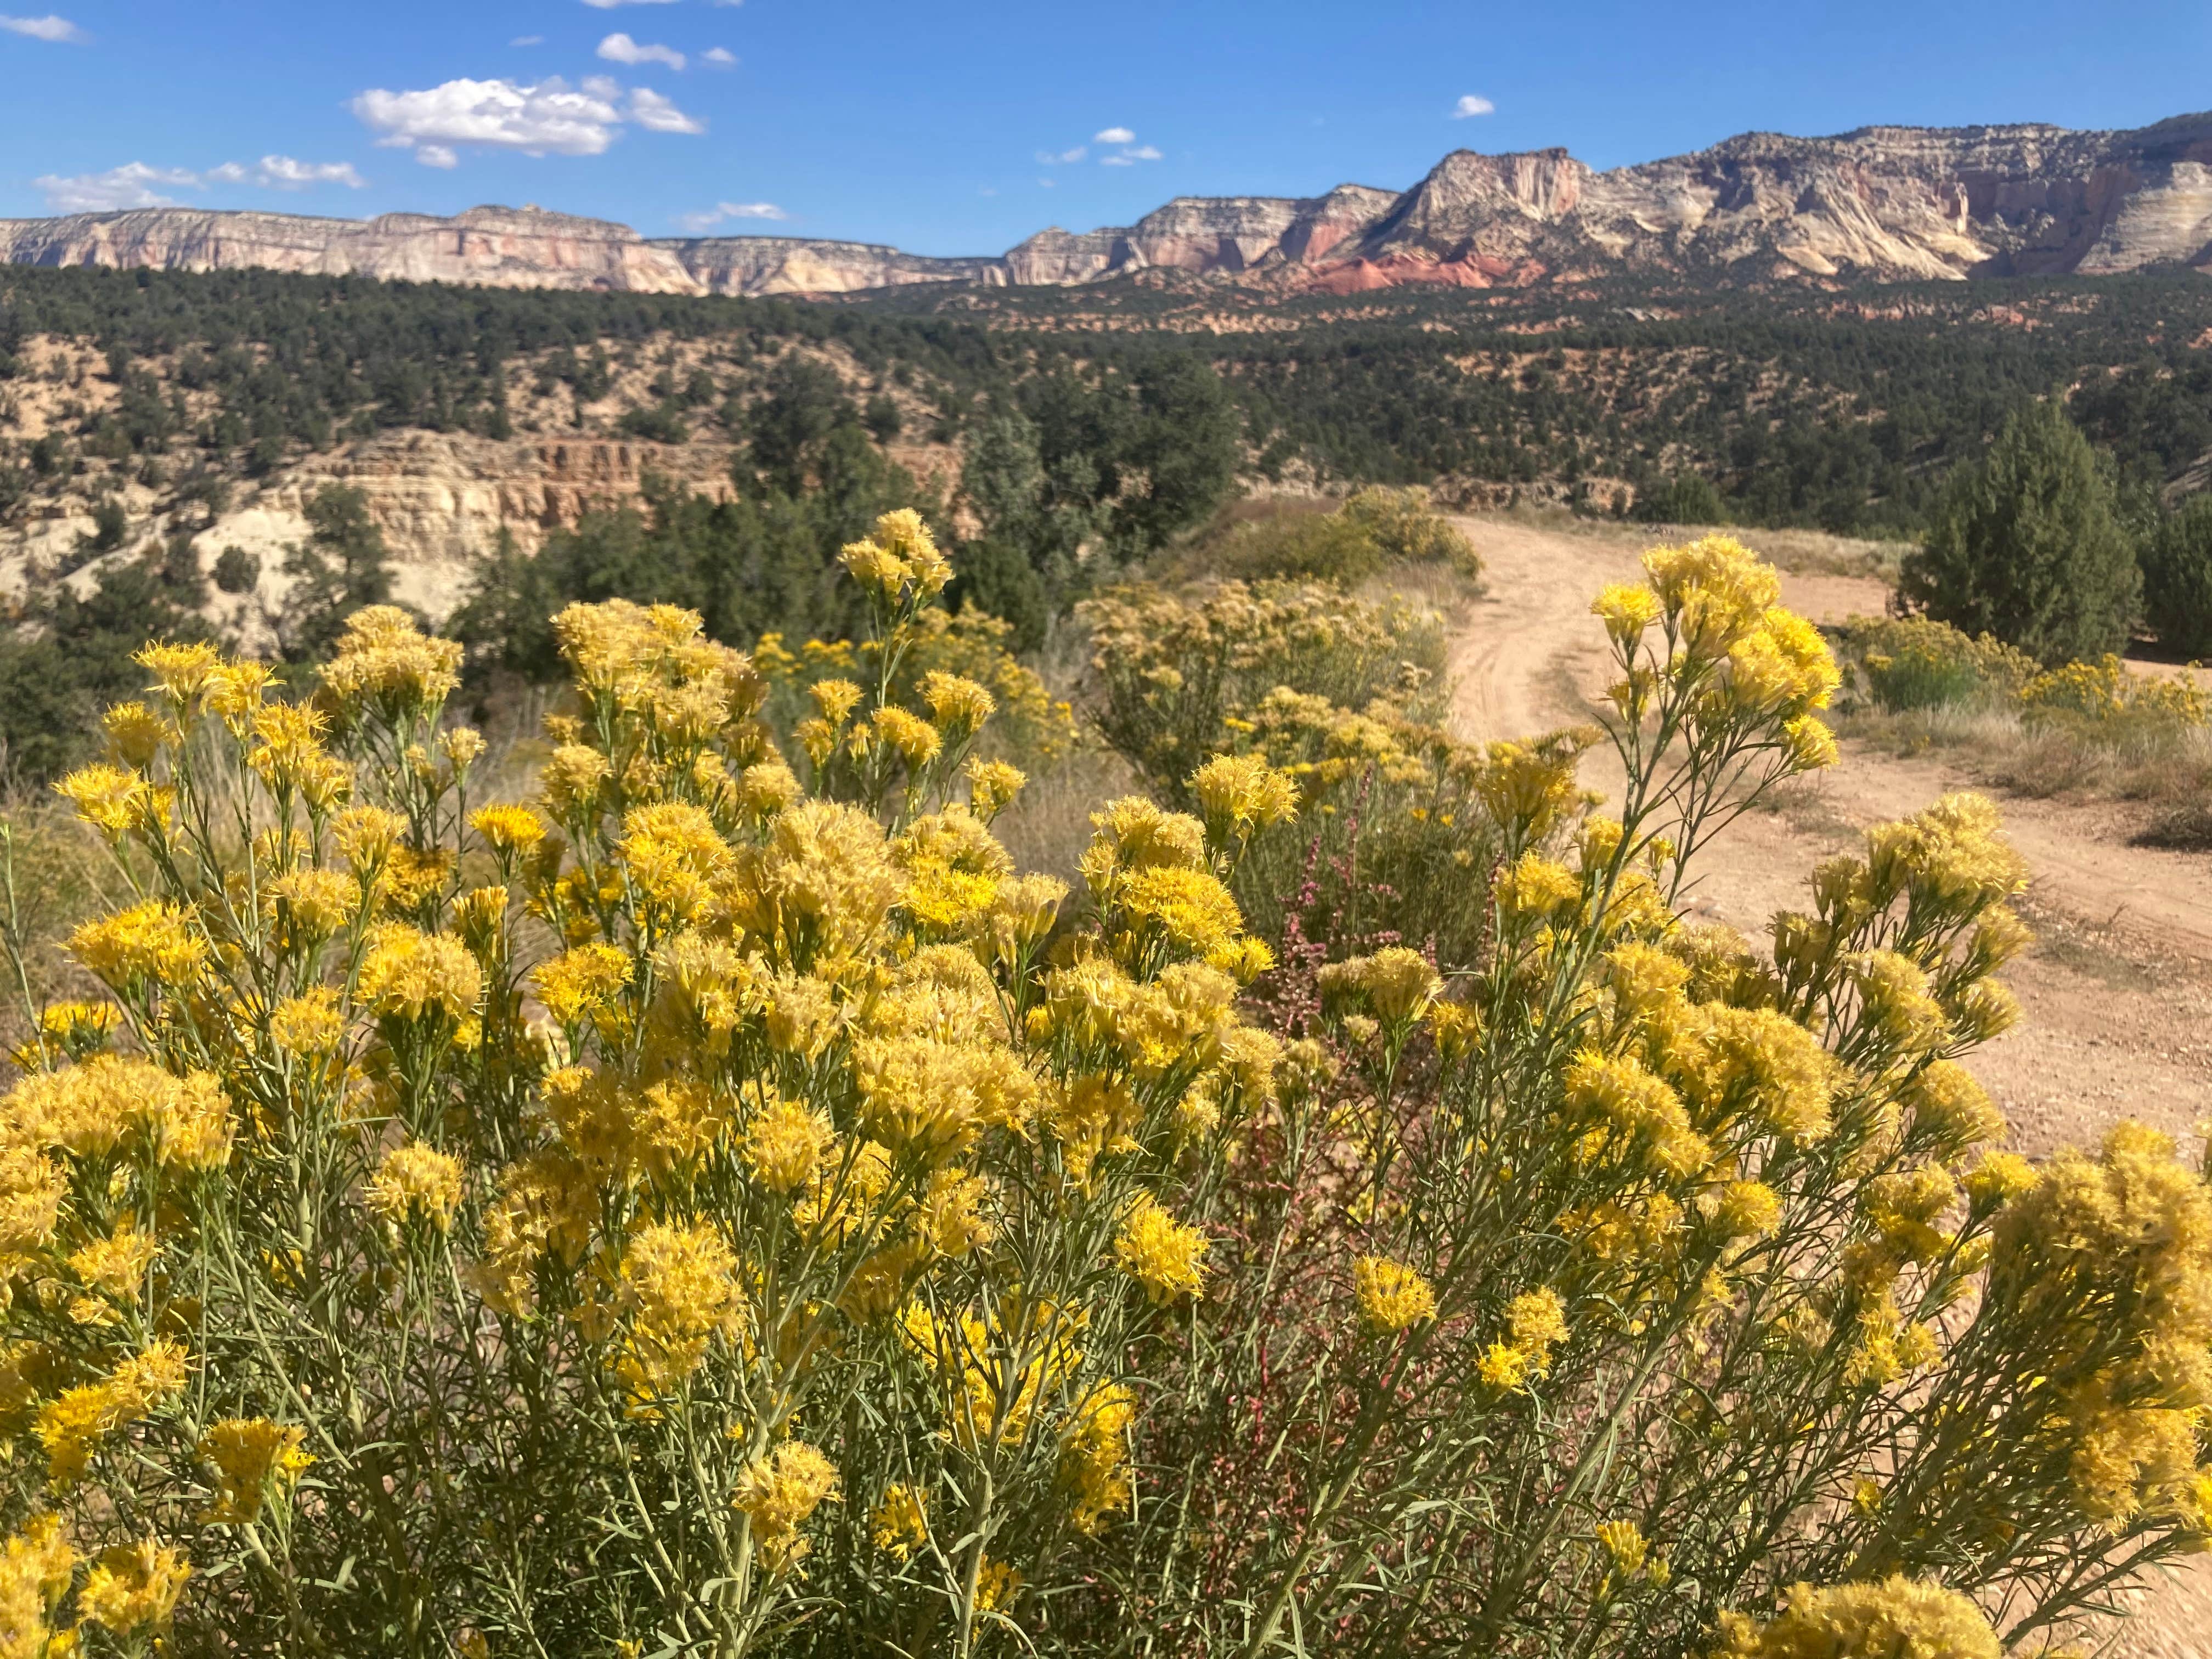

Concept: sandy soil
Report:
left=1444, top=513, right=2212, bottom=1655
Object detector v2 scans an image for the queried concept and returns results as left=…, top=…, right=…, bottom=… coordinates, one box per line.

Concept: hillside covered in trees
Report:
left=4, top=259, right=2212, bottom=778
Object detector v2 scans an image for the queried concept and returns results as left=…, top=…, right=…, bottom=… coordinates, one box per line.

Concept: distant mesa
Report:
left=5, top=113, right=2212, bottom=298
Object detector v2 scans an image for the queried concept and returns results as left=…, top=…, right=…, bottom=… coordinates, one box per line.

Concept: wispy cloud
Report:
left=511, top=34, right=544, bottom=46
left=627, top=86, right=703, bottom=134
left=580, top=0, right=677, bottom=7
left=253, top=155, right=368, bottom=189
left=1451, top=94, right=1495, bottom=118
left=0, top=13, right=84, bottom=41
left=35, top=163, right=197, bottom=212
left=597, top=31, right=684, bottom=71
left=701, top=46, right=736, bottom=66
left=1044, top=127, right=1162, bottom=168
left=674, top=200, right=787, bottom=233
left=35, top=154, right=366, bottom=212
left=351, top=74, right=702, bottom=163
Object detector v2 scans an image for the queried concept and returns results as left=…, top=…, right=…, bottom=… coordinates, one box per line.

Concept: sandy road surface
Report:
left=1445, top=514, right=2212, bottom=1655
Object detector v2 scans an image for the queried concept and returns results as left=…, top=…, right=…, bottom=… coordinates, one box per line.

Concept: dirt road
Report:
left=1444, top=513, right=2212, bottom=1656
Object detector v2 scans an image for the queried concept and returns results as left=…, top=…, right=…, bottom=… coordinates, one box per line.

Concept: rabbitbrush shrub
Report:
left=2, top=522, right=2210, bottom=1658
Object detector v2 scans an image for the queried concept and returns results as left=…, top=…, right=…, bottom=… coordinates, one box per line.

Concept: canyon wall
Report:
left=5, top=113, right=2211, bottom=298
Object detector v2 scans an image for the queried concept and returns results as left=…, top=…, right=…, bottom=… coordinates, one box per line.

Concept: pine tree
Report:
left=2143, top=493, right=2212, bottom=658
left=1899, top=402, right=2141, bottom=665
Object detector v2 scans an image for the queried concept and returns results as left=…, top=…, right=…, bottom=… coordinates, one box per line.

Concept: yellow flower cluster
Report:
left=1114, top=1193, right=1209, bottom=1304
left=1714, top=1576, right=1998, bottom=1659
left=731, top=1441, right=840, bottom=1574
left=1355, top=1256, right=1437, bottom=1334
left=2020, top=654, right=2210, bottom=731
left=363, top=1142, right=466, bottom=1233
left=200, top=1418, right=313, bottom=1524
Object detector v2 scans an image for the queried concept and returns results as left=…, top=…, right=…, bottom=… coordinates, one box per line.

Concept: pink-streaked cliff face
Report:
left=5, top=112, right=2212, bottom=298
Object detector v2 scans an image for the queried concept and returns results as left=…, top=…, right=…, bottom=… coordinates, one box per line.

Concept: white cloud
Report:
left=35, top=162, right=199, bottom=213
left=1101, top=143, right=1162, bottom=166
left=512, top=34, right=544, bottom=46
left=206, top=162, right=250, bottom=184
left=1037, top=178, right=1054, bottom=188
left=352, top=76, right=630, bottom=158
left=673, top=200, right=787, bottom=232
left=1035, top=145, right=1085, bottom=165
left=1093, top=126, right=1133, bottom=144
left=627, top=86, right=703, bottom=134
left=0, top=14, right=83, bottom=41
left=256, top=155, right=368, bottom=189
left=597, top=31, right=684, bottom=70
left=581, top=0, right=676, bottom=7
left=701, top=46, right=736, bottom=66
left=1451, top=94, right=1495, bottom=118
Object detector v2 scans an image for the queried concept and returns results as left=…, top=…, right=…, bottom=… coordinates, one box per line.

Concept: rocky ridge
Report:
left=3, top=113, right=2210, bottom=298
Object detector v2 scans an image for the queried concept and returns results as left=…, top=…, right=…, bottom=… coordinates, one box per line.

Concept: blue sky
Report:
left=2, top=1, right=2208, bottom=254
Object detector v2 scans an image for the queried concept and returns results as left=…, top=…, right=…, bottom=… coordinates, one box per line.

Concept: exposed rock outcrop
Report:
left=668, top=236, right=1006, bottom=296
left=0, top=204, right=698, bottom=292
left=7, top=112, right=2212, bottom=298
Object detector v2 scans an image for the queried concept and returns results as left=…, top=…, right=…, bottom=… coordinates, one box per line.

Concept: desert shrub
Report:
left=1633, top=471, right=1728, bottom=526
left=1836, top=615, right=2035, bottom=712
left=1078, top=578, right=1445, bottom=799
left=754, top=575, right=1077, bottom=774
left=2, top=528, right=2209, bottom=1658
left=1898, top=401, right=2141, bottom=666
left=2018, top=653, right=2210, bottom=741
left=2143, top=492, right=2212, bottom=658
left=1213, top=488, right=1480, bottom=585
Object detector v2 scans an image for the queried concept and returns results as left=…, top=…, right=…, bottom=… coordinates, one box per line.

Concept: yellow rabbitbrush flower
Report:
left=871, top=1482, right=928, bottom=1560
left=1063, top=1381, right=1135, bottom=1535
left=269, top=986, right=346, bottom=1058
left=471, top=803, right=549, bottom=855
left=38, top=1340, right=190, bottom=1483
left=5, top=1056, right=233, bottom=1169
left=69, top=1220, right=159, bottom=1307
left=616, top=1222, right=741, bottom=1396
left=1191, top=752, right=1300, bottom=840
left=732, top=1441, right=840, bottom=1574
left=0, top=1514, right=76, bottom=1654
left=78, top=1538, right=191, bottom=1637
left=263, top=866, right=359, bottom=946
left=1715, top=1576, right=1999, bottom=1659
left=1356, top=1256, right=1437, bottom=1334
left=71, top=900, right=206, bottom=990
left=1114, top=1193, right=1209, bottom=1305
left=358, top=924, right=481, bottom=1025
left=364, top=1142, right=466, bottom=1233
left=1595, top=1518, right=1647, bottom=1577
left=743, top=1097, right=836, bottom=1195
left=200, top=1417, right=314, bottom=1523
left=55, top=762, right=151, bottom=840
left=319, top=605, right=462, bottom=714
left=533, top=943, right=633, bottom=1027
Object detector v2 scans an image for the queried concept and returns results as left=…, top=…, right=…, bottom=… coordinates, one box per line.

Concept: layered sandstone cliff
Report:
left=665, top=237, right=1004, bottom=296
left=5, top=112, right=2211, bottom=298
left=0, top=204, right=698, bottom=292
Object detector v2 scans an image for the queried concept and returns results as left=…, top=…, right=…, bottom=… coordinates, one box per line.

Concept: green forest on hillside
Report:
left=4, top=263, right=2212, bottom=534
left=3, top=261, right=2212, bottom=779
